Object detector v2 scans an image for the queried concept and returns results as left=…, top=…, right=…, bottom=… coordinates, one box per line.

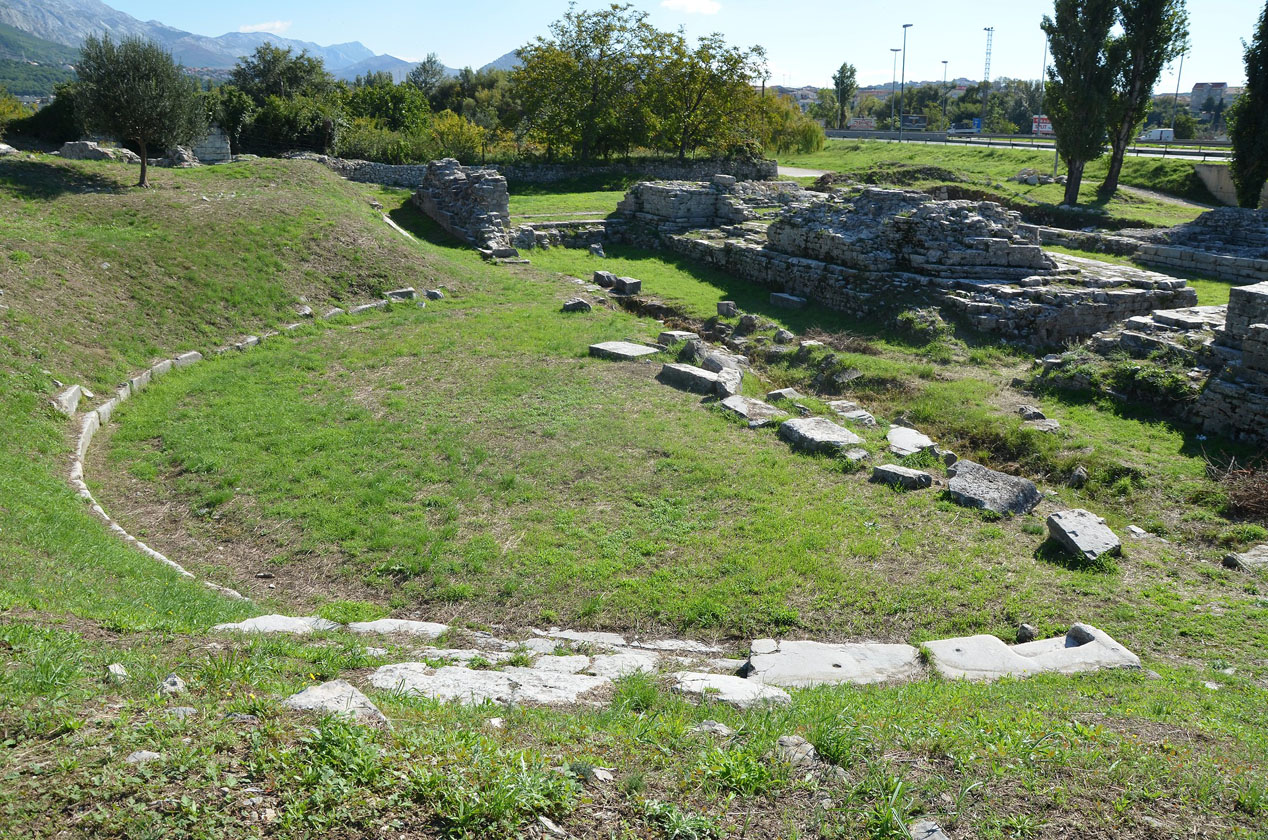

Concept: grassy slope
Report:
left=778, top=140, right=1214, bottom=228
left=1, top=157, right=1266, bottom=838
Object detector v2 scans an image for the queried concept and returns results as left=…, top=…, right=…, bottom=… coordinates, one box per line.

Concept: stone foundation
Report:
left=1193, top=282, right=1268, bottom=443
left=411, top=159, right=516, bottom=256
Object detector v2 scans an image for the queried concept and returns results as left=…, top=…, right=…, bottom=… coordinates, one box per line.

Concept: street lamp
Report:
left=890, top=48, right=901, bottom=127
left=942, top=60, right=949, bottom=123
left=899, top=24, right=913, bottom=142
left=1171, top=49, right=1186, bottom=134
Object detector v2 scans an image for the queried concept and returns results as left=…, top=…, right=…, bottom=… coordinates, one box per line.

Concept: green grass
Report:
left=777, top=140, right=1214, bottom=228
left=507, top=174, right=638, bottom=219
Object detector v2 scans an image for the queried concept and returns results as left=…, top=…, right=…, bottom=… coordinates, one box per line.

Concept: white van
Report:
left=1138, top=128, right=1175, bottom=142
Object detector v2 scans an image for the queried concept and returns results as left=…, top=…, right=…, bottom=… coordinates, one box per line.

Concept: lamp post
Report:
left=942, top=60, right=949, bottom=124
left=1171, top=50, right=1186, bottom=133
left=899, top=24, right=913, bottom=142
left=890, top=48, right=901, bottom=128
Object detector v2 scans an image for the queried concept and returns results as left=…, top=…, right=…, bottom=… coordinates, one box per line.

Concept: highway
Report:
left=827, top=134, right=1231, bottom=163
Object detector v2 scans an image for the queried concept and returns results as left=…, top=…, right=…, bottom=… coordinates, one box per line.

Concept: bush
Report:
left=0, top=86, right=29, bottom=139
left=431, top=110, right=485, bottom=162
left=1223, top=467, right=1268, bottom=522
left=240, top=94, right=339, bottom=155
left=5, top=82, right=83, bottom=144
left=335, top=119, right=438, bottom=164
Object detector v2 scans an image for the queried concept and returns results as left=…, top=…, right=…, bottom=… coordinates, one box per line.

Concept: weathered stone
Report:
left=720, top=395, right=784, bottom=428
left=910, top=820, right=952, bottom=840
left=1017, top=624, right=1038, bottom=644
left=947, top=460, right=1043, bottom=515
left=658, top=330, right=699, bottom=345
left=611, top=276, right=642, bottom=295
left=323, top=308, right=346, bottom=318
left=779, top=417, right=864, bottom=455
left=692, top=719, right=735, bottom=737
left=562, top=298, right=592, bottom=313
left=426, top=289, right=445, bottom=300
left=923, top=624, right=1139, bottom=681
left=126, top=750, right=163, bottom=765
left=173, top=351, right=202, bottom=369
left=701, top=351, right=745, bottom=372
left=159, top=674, right=187, bottom=696
left=0, top=142, right=16, bottom=156
left=658, top=363, right=719, bottom=394
left=1069, top=465, right=1090, bottom=488
left=776, top=735, right=822, bottom=770
left=1018, top=404, right=1046, bottom=421
left=282, top=680, right=388, bottom=723
left=60, top=141, right=130, bottom=162
left=589, top=341, right=660, bottom=361
left=735, top=314, right=760, bottom=334
left=766, top=388, right=803, bottom=401
left=714, top=367, right=743, bottom=398
left=52, top=385, right=82, bottom=416
left=107, top=663, right=128, bottom=682
left=887, top=426, right=936, bottom=457
left=670, top=671, right=790, bottom=709
left=774, top=329, right=795, bottom=343
left=534, top=655, right=591, bottom=674
left=589, top=243, right=606, bottom=258
left=594, top=271, right=617, bottom=288
left=717, top=301, right=739, bottom=317
left=771, top=292, right=807, bottom=309
left=1025, top=419, right=1061, bottom=433
left=349, top=301, right=387, bottom=315
left=369, top=663, right=608, bottom=706
left=871, top=465, right=933, bottom=490
left=166, top=706, right=198, bottom=720
left=588, top=653, right=659, bottom=679
left=348, top=619, right=448, bottom=639
left=211, top=615, right=340, bottom=635
left=829, top=401, right=877, bottom=427
left=386, top=287, right=417, bottom=301
left=1223, top=544, right=1268, bottom=573
left=1047, top=509, right=1121, bottom=562
left=746, top=639, right=922, bottom=687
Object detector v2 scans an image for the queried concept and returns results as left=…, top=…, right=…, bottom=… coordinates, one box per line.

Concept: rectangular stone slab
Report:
left=779, top=417, right=863, bottom=454
left=720, top=395, right=785, bottom=428
left=871, top=464, right=933, bottom=490
left=746, top=639, right=922, bottom=687
left=657, top=363, right=719, bottom=393
left=1047, top=509, right=1121, bottom=562
left=947, top=460, right=1043, bottom=515
left=589, top=341, right=660, bottom=361
left=658, top=330, right=699, bottom=345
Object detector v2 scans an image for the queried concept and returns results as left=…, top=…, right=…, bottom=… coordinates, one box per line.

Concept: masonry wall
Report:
left=192, top=125, right=232, bottom=164
left=411, top=159, right=516, bottom=255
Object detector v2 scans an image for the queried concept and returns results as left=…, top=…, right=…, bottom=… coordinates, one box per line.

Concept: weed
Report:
left=695, top=746, right=786, bottom=796
left=642, top=799, right=721, bottom=840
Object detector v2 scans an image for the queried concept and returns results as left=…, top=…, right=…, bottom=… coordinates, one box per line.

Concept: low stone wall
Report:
left=1192, top=282, right=1268, bottom=444
left=192, top=125, right=232, bottom=164
left=411, top=159, right=516, bottom=256
left=511, top=219, right=613, bottom=251
left=1021, top=225, right=1145, bottom=258
left=1137, top=243, right=1268, bottom=285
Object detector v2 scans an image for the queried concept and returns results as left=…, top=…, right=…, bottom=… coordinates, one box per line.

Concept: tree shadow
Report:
left=0, top=157, right=128, bottom=200
left=385, top=201, right=473, bottom=254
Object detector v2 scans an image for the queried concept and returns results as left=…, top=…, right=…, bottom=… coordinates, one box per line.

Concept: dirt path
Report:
left=778, top=165, right=833, bottom=179
left=1118, top=183, right=1215, bottom=211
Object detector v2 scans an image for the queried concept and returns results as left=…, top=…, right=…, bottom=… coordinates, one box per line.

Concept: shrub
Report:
left=6, top=82, right=84, bottom=144
left=1224, top=468, right=1268, bottom=522
left=431, top=110, right=486, bottom=162
left=893, top=308, right=952, bottom=345
left=336, top=119, right=438, bottom=164
left=240, top=94, right=339, bottom=155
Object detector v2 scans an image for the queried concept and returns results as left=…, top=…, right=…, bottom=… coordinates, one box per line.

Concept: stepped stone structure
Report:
left=411, top=159, right=518, bottom=257
left=1193, top=282, right=1268, bottom=442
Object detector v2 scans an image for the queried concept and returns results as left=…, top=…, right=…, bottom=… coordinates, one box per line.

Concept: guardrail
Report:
left=823, top=130, right=1232, bottom=161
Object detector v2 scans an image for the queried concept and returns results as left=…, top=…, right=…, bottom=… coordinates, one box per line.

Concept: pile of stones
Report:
left=58, top=140, right=141, bottom=164
left=412, top=158, right=518, bottom=259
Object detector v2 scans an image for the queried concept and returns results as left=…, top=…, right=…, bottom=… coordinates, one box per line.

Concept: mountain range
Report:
left=0, top=0, right=519, bottom=81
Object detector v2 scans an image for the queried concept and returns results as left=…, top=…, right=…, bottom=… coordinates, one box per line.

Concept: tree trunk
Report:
left=137, top=141, right=148, bottom=188
left=1101, top=137, right=1127, bottom=197
left=1064, top=159, right=1084, bottom=206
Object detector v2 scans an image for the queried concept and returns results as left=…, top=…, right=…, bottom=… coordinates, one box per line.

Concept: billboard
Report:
left=901, top=114, right=928, bottom=131
left=1032, top=115, right=1055, bottom=136
left=848, top=117, right=877, bottom=130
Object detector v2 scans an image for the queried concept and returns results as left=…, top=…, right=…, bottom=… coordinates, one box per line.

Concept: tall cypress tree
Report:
left=1042, top=0, right=1118, bottom=206
left=1230, top=1, right=1268, bottom=208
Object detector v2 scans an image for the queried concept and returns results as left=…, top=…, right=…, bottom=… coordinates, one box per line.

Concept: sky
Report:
left=106, top=0, right=1261, bottom=94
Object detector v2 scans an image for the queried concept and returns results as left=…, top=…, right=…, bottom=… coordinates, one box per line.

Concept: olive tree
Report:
left=1230, top=1, right=1268, bottom=207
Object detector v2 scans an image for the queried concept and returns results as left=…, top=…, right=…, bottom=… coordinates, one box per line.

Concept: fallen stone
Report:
left=173, top=351, right=202, bottom=369
left=771, top=292, right=807, bottom=309
left=670, top=671, right=790, bottom=709
left=887, top=425, right=936, bottom=457
left=107, top=663, right=128, bottom=683
left=589, top=243, right=606, bottom=258
left=735, top=313, right=760, bottom=335
left=593, top=271, right=617, bottom=288
left=297, top=304, right=314, bottom=318
left=658, top=330, right=699, bottom=345
left=829, top=401, right=877, bottom=427
left=211, top=615, right=340, bottom=635
left=657, top=363, right=719, bottom=394
left=323, top=307, right=346, bottom=318
left=910, top=820, right=952, bottom=840
left=348, top=301, right=387, bottom=315
left=1017, top=624, right=1038, bottom=644
left=589, top=341, right=660, bottom=361
left=947, top=460, right=1043, bottom=515
left=283, top=680, right=387, bottom=723
left=159, top=674, right=187, bottom=696
left=166, top=707, right=198, bottom=720
left=369, top=663, right=609, bottom=706
left=611, top=277, right=641, bottom=295
left=923, top=624, right=1139, bottom=682
left=1018, top=405, right=1046, bottom=421
left=588, top=652, right=659, bottom=679
left=717, top=301, right=738, bottom=317
left=126, top=750, right=162, bottom=765
left=348, top=619, right=448, bottom=639
left=386, top=287, right=416, bottom=301
left=774, top=329, right=795, bottom=344
left=537, top=629, right=628, bottom=648
left=425, top=289, right=445, bottom=300
left=779, top=417, right=863, bottom=455
left=1069, top=465, right=1090, bottom=488
left=692, top=719, right=735, bottom=737
left=1127, top=525, right=1148, bottom=538
left=1025, top=419, right=1061, bottom=433
left=0, top=142, right=16, bottom=156
left=766, top=388, right=802, bottom=401
left=714, top=367, right=743, bottom=398
left=871, top=464, right=933, bottom=491
left=1224, top=544, right=1268, bottom=573
left=701, top=351, right=746, bottom=373
left=1047, top=509, right=1121, bottom=563
left=720, top=395, right=784, bottom=428
left=746, top=639, right=922, bottom=687
left=534, top=655, right=591, bottom=674
left=51, top=385, right=83, bottom=416
left=776, top=735, right=821, bottom=770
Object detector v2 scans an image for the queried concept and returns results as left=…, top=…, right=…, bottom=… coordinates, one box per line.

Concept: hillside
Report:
left=0, top=153, right=1265, bottom=838
left=0, top=21, right=76, bottom=95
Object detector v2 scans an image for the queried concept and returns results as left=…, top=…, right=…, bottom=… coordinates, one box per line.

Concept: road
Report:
left=842, top=135, right=1229, bottom=163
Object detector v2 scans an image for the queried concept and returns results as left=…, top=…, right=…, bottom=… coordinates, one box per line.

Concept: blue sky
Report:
left=109, top=0, right=1261, bottom=92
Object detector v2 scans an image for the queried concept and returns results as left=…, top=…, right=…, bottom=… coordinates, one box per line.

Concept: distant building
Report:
left=1190, top=82, right=1235, bottom=112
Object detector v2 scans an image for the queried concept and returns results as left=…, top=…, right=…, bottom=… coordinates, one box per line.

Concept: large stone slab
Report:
left=887, top=425, right=936, bottom=457
left=1224, top=544, right=1268, bottom=573
left=670, top=671, right=790, bottom=709
left=871, top=465, right=933, bottom=491
left=771, top=292, right=807, bottom=309
left=829, top=400, right=877, bottom=427
left=658, top=330, right=699, bottom=345
left=1047, top=509, right=1121, bottom=562
left=947, top=460, right=1043, bottom=515
left=348, top=619, right=449, bottom=639
left=588, top=652, right=659, bottom=679
left=369, top=663, right=608, bottom=706
left=211, top=615, right=340, bottom=634
left=282, top=680, right=386, bottom=723
left=714, top=367, right=743, bottom=398
left=778, top=417, right=863, bottom=455
left=657, top=363, right=719, bottom=394
left=589, top=341, right=660, bottom=361
left=923, top=624, right=1139, bottom=682
left=720, top=395, right=785, bottom=428
left=745, top=639, right=922, bottom=687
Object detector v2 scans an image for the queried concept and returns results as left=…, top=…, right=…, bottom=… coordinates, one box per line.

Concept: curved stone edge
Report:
left=65, top=304, right=398, bottom=603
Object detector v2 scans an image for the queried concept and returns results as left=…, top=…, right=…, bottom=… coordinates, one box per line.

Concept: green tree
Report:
left=809, top=88, right=838, bottom=126
left=832, top=62, right=858, bottom=130
left=341, top=79, right=431, bottom=133
left=1101, top=0, right=1189, bottom=196
left=1043, top=0, right=1118, bottom=205
left=1230, top=1, right=1268, bottom=207
left=75, top=35, right=204, bottom=187
left=0, top=84, right=27, bottom=137
left=650, top=32, right=766, bottom=160
left=205, top=84, right=254, bottom=154
left=230, top=44, right=333, bottom=104
left=406, top=53, right=447, bottom=97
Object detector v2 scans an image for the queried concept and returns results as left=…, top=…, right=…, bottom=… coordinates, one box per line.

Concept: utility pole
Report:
left=890, top=48, right=901, bottom=128
left=982, top=26, right=994, bottom=133
left=899, top=24, right=913, bottom=142
left=1171, top=50, right=1186, bottom=132
left=1041, top=37, right=1058, bottom=176
left=942, top=60, right=949, bottom=123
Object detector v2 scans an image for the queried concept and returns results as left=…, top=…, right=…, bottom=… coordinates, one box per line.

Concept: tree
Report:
left=1043, top=0, right=1118, bottom=205
left=1230, top=1, right=1268, bottom=207
left=832, top=62, right=858, bottom=130
left=0, top=85, right=28, bottom=138
left=205, top=84, right=254, bottom=154
left=809, top=88, right=838, bottom=126
left=650, top=32, right=766, bottom=160
left=75, top=35, right=204, bottom=187
left=230, top=44, right=332, bottom=104
left=1100, top=0, right=1189, bottom=196
left=406, top=53, right=447, bottom=97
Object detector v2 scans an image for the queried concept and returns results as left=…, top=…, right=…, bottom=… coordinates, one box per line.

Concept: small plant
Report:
left=864, top=774, right=915, bottom=840
left=1217, top=523, right=1268, bottom=548
left=695, top=746, right=785, bottom=796
left=1236, top=778, right=1268, bottom=816
left=612, top=671, right=661, bottom=713
left=642, top=799, right=720, bottom=840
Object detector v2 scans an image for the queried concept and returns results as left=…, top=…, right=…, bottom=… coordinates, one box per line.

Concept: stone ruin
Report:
left=608, top=179, right=1196, bottom=345
left=412, top=158, right=518, bottom=258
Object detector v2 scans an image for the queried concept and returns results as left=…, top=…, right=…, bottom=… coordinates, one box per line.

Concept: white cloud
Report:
left=238, top=20, right=293, bottom=34
left=660, top=0, right=722, bottom=14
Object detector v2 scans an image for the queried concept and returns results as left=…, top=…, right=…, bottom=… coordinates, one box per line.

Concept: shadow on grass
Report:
left=0, top=158, right=127, bottom=199
left=507, top=173, right=644, bottom=196
left=385, top=201, right=473, bottom=255
left=1035, top=538, right=1120, bottom=574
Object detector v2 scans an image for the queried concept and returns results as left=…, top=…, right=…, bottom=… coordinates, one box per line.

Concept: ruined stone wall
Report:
left=1193, top=282, right=1268, bottom=443
left=1020, top=225, right=1145, bottom=258
left=192, top=125, right=232, bottom=164
left=411, top=159, right=516, bottom=255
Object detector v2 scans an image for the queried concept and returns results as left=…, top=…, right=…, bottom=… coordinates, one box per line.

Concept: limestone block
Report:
left=719, top=395, right=785, bottom=428
left=386, top=287, right=417, bottom=300
left=924, top=624, right=1139, bottom=681
left=611, top=276, right=642, bottom=295
left=51, top=385, right=82, bottom=416
left=947, top=460, right=1042, bottom=515
left=589, top=341, right=660, bottom=361
left=771, top=292, right=807, bottom=309
left=670, top=671, right=790, bottom=709
left=283, top=680, right=386, bottom=723
left=658, top=330, right=699, bottom=345
left=887, top=425, right=936, bottom=457
left=717, top=301, right=739, bottom=317
left=212, top=615, right=340, bottom=634
left=657, top=363, right=719, bottom=394
left=348, top=619, right=449, bottom=638
left=562, top=298, right=592, bottom=313
left=1223, top=544, right=1268, bottom=573
left=714, top=367, right=743, bottom=398
left=871, top=464, right=934, bottom=490
left=778, top=417, right=863, bottom=454
left=746, top=639, right=922, bottom=687
left=1047, top=509, right=1121, bottom=562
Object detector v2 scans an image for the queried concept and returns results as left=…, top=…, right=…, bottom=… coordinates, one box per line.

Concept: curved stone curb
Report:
left=64, top=303, right=400, bottom=603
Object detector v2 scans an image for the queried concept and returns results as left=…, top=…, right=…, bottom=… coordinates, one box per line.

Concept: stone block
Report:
left=51, top=385, right=82, bottom=416
left=658, top=330, right=699, bottom=345
left=947, top=460, right=1042, bottom=515
left=562, top=298, right=592, bottom=313
left=887, top=425, right=936, bottom=457
left=670, top=671, right=790, bottom=709
left=766, top=388, right=803, bottom=401
left=719, top=395, right=785, bottom=428
left=778, top=417, right=863, bottom=454
left=173, top=351, right=202, bottom=369
left=714, top=367, right=743, bottom=398
left=657, top=363, right=719, bottom=394
left=1047, top=509, right=1121, bottom=562
left=746, top=639, right=922, bottom=687
left=1223, top=544, right=1268, bottom=573
left=771, top=292, right=807, bottom=309
left=612, top=276, right=642, bottom=295
left=923, top=624, right=1139, bottom=681
left=717, top=301, right=739, bottom=317
left=386, top=287, right=417, bottom=300
left=593, top=271, right=617, bottom=288
left=349, top=301, right=387, bottom=315
left=871, top=464, right=934, bottom=490
left=212, top=615, right=340, bottom=634
left=348, top=619, right=449, bottom=638
left=283, top=680, right=386, bottom=723
left=589, top=341, right=660, bottom=361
